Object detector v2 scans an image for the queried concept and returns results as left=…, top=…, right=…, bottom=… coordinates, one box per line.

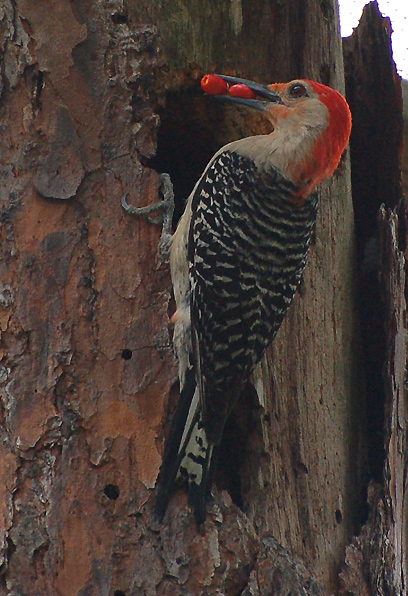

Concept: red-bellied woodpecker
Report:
left=124, top=74, right=352, bottom=525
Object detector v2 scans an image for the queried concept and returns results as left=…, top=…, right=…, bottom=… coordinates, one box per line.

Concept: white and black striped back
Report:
left=189, top=149, right=318, bottom=443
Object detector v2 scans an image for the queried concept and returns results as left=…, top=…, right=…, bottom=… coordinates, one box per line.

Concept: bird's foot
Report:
left=121, top=173, right=174, bottom=266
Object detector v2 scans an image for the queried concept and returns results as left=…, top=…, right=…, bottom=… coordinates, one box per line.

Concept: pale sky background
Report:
left=339, top=0, right=408, bottom=79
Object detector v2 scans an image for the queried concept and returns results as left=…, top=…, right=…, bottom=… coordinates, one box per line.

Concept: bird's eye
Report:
left=289, top=84, right=307, bottom=98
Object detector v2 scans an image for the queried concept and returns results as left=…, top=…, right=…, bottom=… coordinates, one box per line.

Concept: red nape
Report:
left=307, top=80, right=352, bottom=174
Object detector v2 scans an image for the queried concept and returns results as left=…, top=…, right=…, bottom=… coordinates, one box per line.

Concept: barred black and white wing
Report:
left=155, top=145, right=317, bottom=524
left=189, top=149, right=317, bottom=441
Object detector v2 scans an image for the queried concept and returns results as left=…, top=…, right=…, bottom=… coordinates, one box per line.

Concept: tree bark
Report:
left=0, top=1, right=405, bottom=595
left=402, top=79, right=408, bottom=198
left=340, top=3, right=406, bottom=594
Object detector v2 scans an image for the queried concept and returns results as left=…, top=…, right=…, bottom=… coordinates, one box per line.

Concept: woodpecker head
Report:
left=208, top=74, right=352, bottom=198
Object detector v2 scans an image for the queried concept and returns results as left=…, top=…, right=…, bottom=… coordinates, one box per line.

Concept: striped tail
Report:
left=155, top=368, right=215, bottom=525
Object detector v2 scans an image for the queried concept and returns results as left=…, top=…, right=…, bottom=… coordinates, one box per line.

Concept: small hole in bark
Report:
left=335, top=509, right=343, bottom=524
left=114, top=591, right=126, bottom=596
left=296, top=462, right=309, bottom=474
left=104, top=484, right=120, bottom=500
left=121, top=349, right=132, bottom=360
left=111, top=13, right=128, bottom=24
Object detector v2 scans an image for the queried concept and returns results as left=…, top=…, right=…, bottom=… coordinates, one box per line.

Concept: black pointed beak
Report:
left=210, top=74, right=282, bottom=111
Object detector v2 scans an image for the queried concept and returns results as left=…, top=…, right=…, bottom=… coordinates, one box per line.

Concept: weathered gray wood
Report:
left=340, top=206, right=407, bottom=596
left=340, top=3, right=407, bottom=594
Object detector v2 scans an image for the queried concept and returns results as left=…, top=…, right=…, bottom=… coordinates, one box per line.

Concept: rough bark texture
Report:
left=402, top=79, right=408, bottom=198
left=0, top=2, right=175, bottom=594
left=0, top=0, right=405, bottom=595
left=340, top=2, right=407, bottom=594
left=339, top=206, right=407, bottom=595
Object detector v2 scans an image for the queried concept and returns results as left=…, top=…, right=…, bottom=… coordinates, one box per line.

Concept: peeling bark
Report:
left=0, top=1, right=174, bottom=593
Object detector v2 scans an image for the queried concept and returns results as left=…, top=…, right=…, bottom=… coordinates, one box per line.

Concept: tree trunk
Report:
left=0, top=1, right=405, bottom=595
left=340, top=3, right=406, bottom=594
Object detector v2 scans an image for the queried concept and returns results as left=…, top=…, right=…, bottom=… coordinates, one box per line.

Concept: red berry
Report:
left=229, top=84, right=256, bottom=99
left=201, top=74, right=229, bottom=95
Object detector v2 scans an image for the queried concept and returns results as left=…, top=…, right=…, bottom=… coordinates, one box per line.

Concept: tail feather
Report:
left=184, top=442, right=213, bottom=525
left=178, top=416, right=214, bottom=525
left=155, top=370, right=215, bottom=524
left=155, top=366, right=195, bottom=521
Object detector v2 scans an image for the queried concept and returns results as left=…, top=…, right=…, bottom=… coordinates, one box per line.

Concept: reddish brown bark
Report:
left=0, top=2, right=173, bottom=593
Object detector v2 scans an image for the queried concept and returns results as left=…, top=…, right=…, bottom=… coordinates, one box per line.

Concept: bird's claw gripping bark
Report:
left=121, top=173, right=174, bottom=266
